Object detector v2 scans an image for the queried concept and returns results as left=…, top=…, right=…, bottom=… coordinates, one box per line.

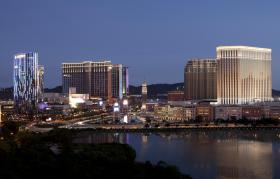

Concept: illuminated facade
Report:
left=62, top=61, right=128, bottom=100
left=112, top=64, right=129, bottom=99
left=217, top=46, right=272, bottom=104
left=68, top=87, right=89, bottom=108
left=141, top=81, right=147, bottom=110
left=14, top=52, right=39, bottom=111
left=38, top=65, right=44, bottom=100
left=168, top=90, right=184, bottom=101
left=184, top=59, right=217, bottom=100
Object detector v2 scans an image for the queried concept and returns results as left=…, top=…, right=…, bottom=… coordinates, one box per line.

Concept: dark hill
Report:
left=1, top=83, right=280, bottom=100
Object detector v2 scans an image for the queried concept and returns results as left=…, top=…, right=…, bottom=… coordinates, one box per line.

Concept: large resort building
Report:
left=62, top=61, right=128, bottom=100
left=216, top=46, right=272, bottom=105
left=184, top=59, right=217, bottom=100
left=13, top=52, right=44, bottom=112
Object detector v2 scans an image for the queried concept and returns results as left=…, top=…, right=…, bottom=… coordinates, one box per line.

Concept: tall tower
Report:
left=141, top=81, right=147, bottom=110
left=217, top=46, right=272, bottom=104
left=112, top=65, right=129, bottom=99
left=184, top=59, right=217, bottom=100
left=122, top=66, right=129, bottom=98
left=38, top=65, right=44, bottom=101
left=14, top=52, right=39, bottom=112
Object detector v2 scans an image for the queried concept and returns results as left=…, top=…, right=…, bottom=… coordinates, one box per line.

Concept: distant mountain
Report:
left=272, top=89, right=280, bottom=97
left=129, top=83, right=184, bottom=98
left=0, top=87, right=13, bottom=100
left=1, top=83, right=280, bottom=100
left=129, top=83, right=280, bottom=98
left=44, top=86, right=63, bottom=93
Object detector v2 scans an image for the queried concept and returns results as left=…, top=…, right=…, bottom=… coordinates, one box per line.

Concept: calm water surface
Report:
left=74, top=129, right=280, bottom=179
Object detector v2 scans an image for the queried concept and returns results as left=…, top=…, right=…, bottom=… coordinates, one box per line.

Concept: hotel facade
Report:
left=62, top=61, right=128, bottom=100
left=14, top=52, right=40, bottom=111
left=184, top=59, right=217, bottom=100
left=217, top=46, right=272, bottom=105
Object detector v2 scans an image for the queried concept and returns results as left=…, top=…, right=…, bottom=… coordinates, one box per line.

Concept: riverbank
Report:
left=66, top=125, right=280, bottom=133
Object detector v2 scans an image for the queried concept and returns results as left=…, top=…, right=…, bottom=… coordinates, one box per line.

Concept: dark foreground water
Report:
left=74, top=129, right=280, bottom=179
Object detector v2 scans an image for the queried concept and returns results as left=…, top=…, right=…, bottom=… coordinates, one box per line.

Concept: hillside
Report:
left=1, top=83, right=280, bottom=100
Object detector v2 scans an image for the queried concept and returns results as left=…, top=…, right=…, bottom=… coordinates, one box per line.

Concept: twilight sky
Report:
left=0, top=0, right=280, bottom=88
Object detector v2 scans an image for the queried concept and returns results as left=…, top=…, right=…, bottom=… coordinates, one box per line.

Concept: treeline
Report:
left=0, top=122, right=191, bottom=179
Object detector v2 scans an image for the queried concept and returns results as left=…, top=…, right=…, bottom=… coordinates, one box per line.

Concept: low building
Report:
left=154, top=104, right=195, bottom=121
left=242, top=106, right=264, bottom=120
left=168, top=90, right=184, bottom=101
left=42, top=93, right=68, bottom=104
left=167, top=106, right=185, bottom=120
left=269, top=106, right=280, bottom=120
left=146, top=102, right=158, bottom=112
left=154, top=105, right=168, bottom=120
left=215, top=106, right=242, bottom=120
left=183, top=106, right=196, bottom=120
left=195, top=102, right=214, bottom=121
left=0, top=101, right=14, bottom=121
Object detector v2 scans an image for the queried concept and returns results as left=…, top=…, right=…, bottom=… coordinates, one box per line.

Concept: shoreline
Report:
left=67, top=125, right=280, bottom=133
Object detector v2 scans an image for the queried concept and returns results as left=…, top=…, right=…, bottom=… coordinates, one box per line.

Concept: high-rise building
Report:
left=14, top=52, right=39, bottom=111
left=38, top=65, right=44, bottom=100
left=217, top=46, right=272, bottom=104
left=122, top=66, right=129, bottom=98
left=141, top=81, right=147, bottom=110
left=184, top=59, right=217, bottom=100
left=62, top=61, right=128, bottom=100
left=112, top=64, right=129, bottom=99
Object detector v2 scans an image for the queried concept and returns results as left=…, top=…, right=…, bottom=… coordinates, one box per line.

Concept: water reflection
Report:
left=74, top=132, right=129, bottom=144
left=74, top=130, right=280, bottom=179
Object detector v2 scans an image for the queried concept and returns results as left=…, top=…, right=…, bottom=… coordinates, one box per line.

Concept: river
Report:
left=74, top=129, right=280, bottom=179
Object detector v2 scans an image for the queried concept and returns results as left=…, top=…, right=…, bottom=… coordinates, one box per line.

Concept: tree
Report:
left=1, top=121, right=19, bottom=138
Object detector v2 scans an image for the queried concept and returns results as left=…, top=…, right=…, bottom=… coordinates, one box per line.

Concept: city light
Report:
left=123, top=99, right=128, bottom=106
left=113, top=102, right=119, bottom=112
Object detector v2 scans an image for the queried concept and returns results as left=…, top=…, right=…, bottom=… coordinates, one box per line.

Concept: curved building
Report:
left=217, top=46, right=272, bottom=104
left=14, top=52, right=39, bottom=111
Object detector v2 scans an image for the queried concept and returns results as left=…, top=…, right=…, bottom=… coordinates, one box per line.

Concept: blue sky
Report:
left=0, top=0, right=280, bottom=88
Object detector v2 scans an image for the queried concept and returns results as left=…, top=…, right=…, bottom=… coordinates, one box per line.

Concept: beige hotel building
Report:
left=217, top=46, right=272, bottom=104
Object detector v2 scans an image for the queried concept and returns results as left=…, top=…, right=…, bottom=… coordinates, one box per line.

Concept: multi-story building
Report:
left=268, top=105, right=280, bottom=120
left=38, top=65, right=44, bottom=100
left=154, top=103, right=196, bottom=121
left=242, top=106, right=265, bottom=120
left=141, top=81, right=147, bottom=110
left=195, top=102, right=214, bottom=121
left=217, top=46, right=272, bottom=105
left=154, top=105, right=168, bottom=120
left=184, top=59, right=217, bottom=100
left=168, top=90, right=184, bottom=101
left=184, top=106, right=196, bottom=120
left=13, top=52, right=40, bottom=111
left=62, top=61, right=128, bottom=100
left=215, top=106, right=242, bottom=120
left=112, top=64, right=129, bottom=99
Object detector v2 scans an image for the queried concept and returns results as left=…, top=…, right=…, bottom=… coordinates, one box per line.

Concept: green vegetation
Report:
left=0, top=122, right=191, bottom=179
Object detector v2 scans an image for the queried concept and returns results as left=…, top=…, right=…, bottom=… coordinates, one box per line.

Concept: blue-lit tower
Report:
left=14, top=52, right=39, bottom=112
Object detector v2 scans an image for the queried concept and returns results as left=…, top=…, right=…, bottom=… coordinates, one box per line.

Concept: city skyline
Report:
left=1, top=1, right=280, bottom=88
left=1, top=2, right=280, bottom=179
